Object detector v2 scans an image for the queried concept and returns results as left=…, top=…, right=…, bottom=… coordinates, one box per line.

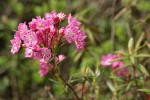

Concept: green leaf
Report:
left=138, top=89, right=150, bottom=93
left=135, top=54, right=150, bottom=58
left=49, top=78, right=61, bottom=85
left=138, top=64, right=149, bottom=76
left=116, top=84, right=126, bottom=91
left=126, top=81, right=134, bottom=91
left=86, top=28, right=95, bottom=44
left=128, top=38, right=134, bottom=54
left=74, top=52, right=83, bottom=62
left=106, top=80, right=115, bottom=92
left=135, top=33, right=145, bottom=49
left=95, top=68, right=100, bottom=77
left=130, top=55, right=135, bottom=64
left=88, top=68, right=94, bottom=76
left=109, top=75, right=123, bottom=82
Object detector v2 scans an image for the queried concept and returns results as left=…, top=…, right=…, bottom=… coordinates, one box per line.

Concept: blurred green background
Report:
left=0, top=0, right=150, bottom=99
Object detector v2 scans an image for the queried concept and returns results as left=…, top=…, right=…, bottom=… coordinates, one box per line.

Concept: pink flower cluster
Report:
left=101, top=53, right=128, bottom=76
left=10, top=11, right=86, bottom=76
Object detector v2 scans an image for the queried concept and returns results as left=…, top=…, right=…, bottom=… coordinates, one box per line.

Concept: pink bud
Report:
left=55, top=54, right=65, bottom=63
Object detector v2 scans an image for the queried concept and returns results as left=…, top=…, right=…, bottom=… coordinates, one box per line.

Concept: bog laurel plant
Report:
left=10, top=10, right=86, bottom=100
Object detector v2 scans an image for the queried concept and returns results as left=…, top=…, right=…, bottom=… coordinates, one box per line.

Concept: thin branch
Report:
left=58, top=73, right=80, bottom=100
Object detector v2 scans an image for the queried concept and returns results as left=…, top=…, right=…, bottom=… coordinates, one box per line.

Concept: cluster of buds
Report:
left=10, top=11, right=86, bottom=76
left=101, top=53, right=128, bottom=76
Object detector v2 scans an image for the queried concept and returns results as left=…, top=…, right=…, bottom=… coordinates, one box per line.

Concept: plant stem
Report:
left=53, top=60, right=80, bottom=100
left=58, top=73, right=80, bottom=100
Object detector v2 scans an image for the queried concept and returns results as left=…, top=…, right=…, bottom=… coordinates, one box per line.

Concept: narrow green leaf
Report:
left=138, top=64, right=149, bottom=76
left=130, top=55, right=135, bottom=64
left=74, top=52, right=83, bottom=62
left=138, top=89, right=150, bottom=93
left=116, top=84, right=126, bottom=91
left=106, top=81, right=115, bottom=92
left=128, top=38, right=134, bottom=54
left=95, top=68, right=100, bottom=77
left=126, top=81, right=134, bottom=91
left=135, top=54, right=150, bottom=58
left=135, top=32, right=145, bottom=49
left=88, top=68, right=94, bottom=76
left=109, top=75, right=123, bottom=82
left=48, top=78, right=60, bottom=85
left=86, top=28, right=95, bottom=44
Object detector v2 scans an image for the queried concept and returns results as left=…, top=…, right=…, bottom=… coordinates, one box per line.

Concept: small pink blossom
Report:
left=64, top=26, right=78, bottom=43
left=45, top=11, right=59, bottom=24
left=57, top=12, right=66, bottom=20
left=35, top=16, right=45, bottom=30
left=23, top=30, right=37, bottom=47
left=75, top=41, right=85, bottom=50
left=42, top=48, right=51, bottom=62
left=39, top=59, right=52, bottom=77
left=55, top=54, right=65, bottom=62
left=10, top=37, right=21, bottom=54
left=117, top=67, right=128, bottom=76
left=101, top=53, right=128, bottom=76
left=75, top=30, right=86, bottom=50
left=39, top=68, right=48, bottom=77
left=63, top=14, right=86, bottom=50
left=29, top=18, right=37, bottom=30
left=15, top=22, right=28, bottom=40
left=59, top=27, right=65, bottom=34
left=112, top=61, right=124, bottom=68
left=18, top=22, right=28, bottom=31
left=25, top=47, right=33, bottom=58
left=68, top=14, right=81, bottom=26
left=100, top=54, right=115, bottom=66
left=32, top=48, right=44, bottom=59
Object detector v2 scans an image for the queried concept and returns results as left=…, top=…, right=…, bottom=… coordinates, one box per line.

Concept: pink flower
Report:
left=29, top=18, right=37, bottom=30
left=75, top=41, right=85, bottom=50
left=101, top=53, right=128, bottom=76
left=101, top=54, right=115, bottom=66
left=63, top=15, right=86, bottom=50
left=64, top=26, right=78, bottom=43
left=32, top=47, right=44, bottom=59
left=57, top=12, right=66, bottom=20
left=42, top=48, right=51, bottom=62
left=49, top=25, right=57, bottom=36
left=25, top=47, right=33, bottom=58
left=45, top=11, right=59, bottom=24
left=117, top=67, right=128, bottom=76
left=18, top=22, right=28, bottom=31
left=75, top=30, right=86, bottom=50
left=15, top=22, right=28, bottom=40
left=34, top=16, right=45, bottom=30
left=23, top=30, right=37, bottom=47
left=59, top=27, right=65, bottom=34
left=112, top=61, right=124, bottom=68
left=39, top=68, right=48, bottom=77
left=39, top=59, right=52, bottom=77
left=68, top=14, right=81, bottom=26
left=10, top=37, right=21, bottom=54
